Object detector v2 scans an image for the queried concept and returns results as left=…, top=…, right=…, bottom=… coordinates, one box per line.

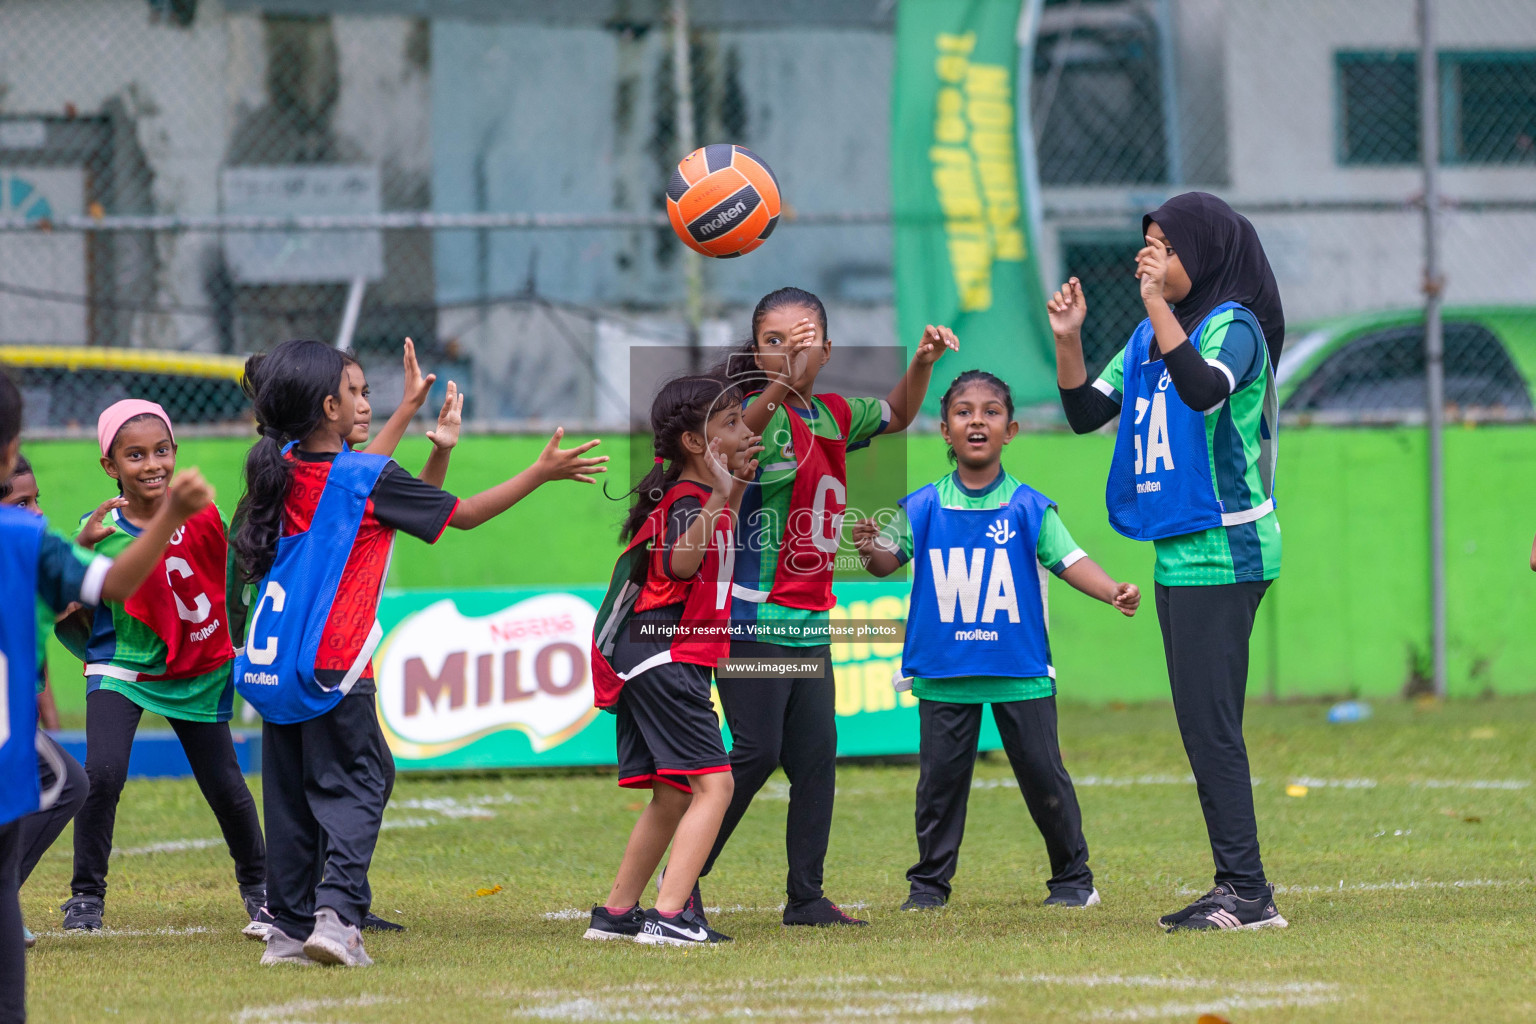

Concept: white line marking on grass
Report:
left=392, top=793, right=528, bottom=817
left=37, top=926, right=212, bottom=938
left=113, top=838, right=226, bottom=856
left=1176, top=878, right=1533, bottom=896
left=511, top=980, right=984, bottom=1022
left=234, top=995, right=396, bottom=1023
left=115, top=796, right=521, bottom=857
left=1017, top=976, right=1343, bottom=1021
left=1290, top=776, right=1378, bottom=789
left=1415, top=778, right=1529, bottom=790
left=1090, top=992, right=1340, bottom=1021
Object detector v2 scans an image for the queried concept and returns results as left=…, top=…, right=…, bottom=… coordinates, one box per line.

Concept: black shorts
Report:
left=616, top=659, right=730, bottom=794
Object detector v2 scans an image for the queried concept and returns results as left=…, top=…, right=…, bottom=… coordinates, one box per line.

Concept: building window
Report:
left=1441, top=52, right=1536, bottom=164
left=1336, top=51, right=1420, bottom=166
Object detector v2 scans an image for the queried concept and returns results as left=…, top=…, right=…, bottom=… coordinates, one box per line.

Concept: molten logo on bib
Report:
left=376, top=594, right=598, bottom=757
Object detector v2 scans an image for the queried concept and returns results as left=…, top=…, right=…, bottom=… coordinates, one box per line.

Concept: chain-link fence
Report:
left=0, top=0, right=1533, bottom=435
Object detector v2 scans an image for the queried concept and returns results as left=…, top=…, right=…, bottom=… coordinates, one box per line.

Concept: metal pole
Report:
left=334, top=275, right=366, bottom=351
left=1419, top=0, right=1447, bottom=699
left=672, top=0, right=704, bottom=370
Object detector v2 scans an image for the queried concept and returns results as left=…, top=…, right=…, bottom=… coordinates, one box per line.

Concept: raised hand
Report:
left=1111, top=581, right=1141, bottom=617
left=166, top=469, right=215, bottom=521
left=401, top=337, right=438, bottom=412
left=914, top=325, right=958, bottom=367
left=849, top=516, right=883, bottom=554
left=1046, top=277, right=1087, bottom=338
left=426, top=380, right=463, bottom=451
left=727, top=434, right=764, bottom=499
left=534, top=427, right=608, bottom=484
left=702, top=437, right=736, bottom=494
left=77, top=495, right=129, bottom=548
left=1135, top=237, right=1168, bottom=304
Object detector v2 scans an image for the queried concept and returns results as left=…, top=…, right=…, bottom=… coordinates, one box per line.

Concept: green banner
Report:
left=892, top=0, right=1055, bottom=410
left=374, top=584, right=1002, bottom=772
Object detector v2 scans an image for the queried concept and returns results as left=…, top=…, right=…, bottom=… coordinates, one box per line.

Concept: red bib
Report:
left=762, top=393, right=852, bottom=611
left=123, top=504, right=234, bottom=681
left=591, top=481, right=735, bottom=709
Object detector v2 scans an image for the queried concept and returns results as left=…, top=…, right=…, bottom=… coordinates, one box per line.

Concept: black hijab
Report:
left=1143, top=192, right=1286, bottom=369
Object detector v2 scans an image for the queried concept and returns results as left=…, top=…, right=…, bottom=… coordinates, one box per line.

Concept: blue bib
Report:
left=234, top=447, right=389, bottom=724
left=1106, top=302, right=1275, bottom=541
left=0, top=506, right=43, bottom=826
left=900, top=482, right=1054, bottom=681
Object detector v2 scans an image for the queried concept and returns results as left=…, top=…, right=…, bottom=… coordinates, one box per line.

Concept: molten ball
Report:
left=666, top=144, right=781, bottom=258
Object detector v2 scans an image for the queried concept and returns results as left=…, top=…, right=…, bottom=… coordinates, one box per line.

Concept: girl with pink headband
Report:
left=52, top=399, right=267, bottom=935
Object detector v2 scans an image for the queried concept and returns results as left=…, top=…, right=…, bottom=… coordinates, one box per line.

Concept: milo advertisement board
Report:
left=375, top=584, right=1004, bottom=771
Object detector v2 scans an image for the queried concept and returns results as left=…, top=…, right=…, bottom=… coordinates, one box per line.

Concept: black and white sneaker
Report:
left=1157, top=884, right=1228, bottom=929
left=1165, top=884, right=1287, bottom=932
left=635, top=907, right=732, bottom=945
left=61, top=895, right=103, bottom=932
left=656, top=867, right=709, bottom=928
left=243, top=904, right=276, bottom=941
left=783, top=897, right=868, bottom=927
left=1044, top=887, right=1101, bottom=908
left=899, top=891, right=947, bottom=911
left=583, top=904, right=645, bottom=941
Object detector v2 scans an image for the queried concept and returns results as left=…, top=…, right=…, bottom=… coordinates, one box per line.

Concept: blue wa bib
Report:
left=234, top=447, right=389, bottom=724
left=0, top=506, right=43, bottom=825
left=901, top=482, right=1054, bottom=681
left=1106, top=301, right=1276, bottom=541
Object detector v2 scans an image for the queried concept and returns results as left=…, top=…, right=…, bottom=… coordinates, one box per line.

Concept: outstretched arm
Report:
left=448, top=428, right=607, bottom=530
left=367, top=338, right=436, bottom=457
left=1059, top=557, right=1139, bottom=616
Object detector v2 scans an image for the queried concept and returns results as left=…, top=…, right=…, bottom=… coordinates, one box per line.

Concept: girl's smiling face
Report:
left=753, top=305, right=829, bottom=393
left=940, top=381, right=1018, bottom=470
left=104, top=418, right=176, bottom=504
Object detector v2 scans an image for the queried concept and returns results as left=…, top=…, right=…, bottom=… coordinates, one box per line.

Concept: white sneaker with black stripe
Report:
left=1164, top=884, right=1287, bottom=932
left=634, top=907, right=732, bottom=945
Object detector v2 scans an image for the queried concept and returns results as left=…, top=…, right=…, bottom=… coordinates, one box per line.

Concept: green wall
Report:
left=24, top=425, right=1536, bottom=714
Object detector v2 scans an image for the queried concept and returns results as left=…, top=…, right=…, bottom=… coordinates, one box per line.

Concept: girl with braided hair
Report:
left=586, top=374, right=762, bottom=945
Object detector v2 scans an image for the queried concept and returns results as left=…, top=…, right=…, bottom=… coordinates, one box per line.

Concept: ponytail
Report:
left=612, top=374, right=740, bottom=542
left=233, top=340, right=346, bottom=582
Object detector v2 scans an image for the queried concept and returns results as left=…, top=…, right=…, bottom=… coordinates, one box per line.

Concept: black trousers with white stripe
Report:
left=1156, top=580, right=1271, bottom=900
left=907, top=696, right=1093, bottom=899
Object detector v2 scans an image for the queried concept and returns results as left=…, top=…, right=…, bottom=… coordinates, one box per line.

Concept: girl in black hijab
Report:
left=1048, top=192, right=1289, bottom=933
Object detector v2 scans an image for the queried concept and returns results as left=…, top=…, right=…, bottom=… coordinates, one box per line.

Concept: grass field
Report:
left=18, top=695, right=1536, bottom=1023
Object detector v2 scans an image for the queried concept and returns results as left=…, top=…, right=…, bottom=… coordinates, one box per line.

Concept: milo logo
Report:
left=376, top=594, right=598, bottom=755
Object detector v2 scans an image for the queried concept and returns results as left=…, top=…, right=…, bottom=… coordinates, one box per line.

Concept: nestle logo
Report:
left=696, top=200, right=747, bottom=238
left=242, top=671, right=279, bottom=686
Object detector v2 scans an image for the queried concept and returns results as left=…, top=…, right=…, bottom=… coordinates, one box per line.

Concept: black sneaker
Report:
left=899, top=892, right=947, bottom=911
left=1157, top=884, right=1232, bottom=929
left=656, top=867, right=709, bottom=928
left=61, top=895, right=104, bottom=932
left=783, top=897, right=868, bottom=927
left=1165, top=884, right=1287, bottom=932
left=583, top=904, right=645, bottom=941
left=1044, top=887, right=1101, bottom=908
left=635, top=907, right=732, bottom=945
left=362, top=912, right=405, bottom=933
